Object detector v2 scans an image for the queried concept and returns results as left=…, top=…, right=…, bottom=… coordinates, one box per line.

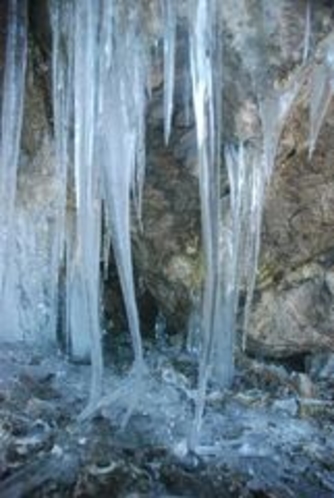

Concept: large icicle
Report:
left=50, top=0, right=149, bottom=420
left=162, top=0, right=177, bottom=144
left=72, top=0, right=103, bottom=411
left=82, top=2, right=148, bottom=420
left=188, top=0, right=223, bottom=450
left=0, top=0, right=27, bottom=306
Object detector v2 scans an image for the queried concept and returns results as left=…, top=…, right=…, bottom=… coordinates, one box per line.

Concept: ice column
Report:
left=0, top=0, right=27, bottom=322
left=72, top=0, right=103, bottom=408
left=188, top=0, right=223, bottom=449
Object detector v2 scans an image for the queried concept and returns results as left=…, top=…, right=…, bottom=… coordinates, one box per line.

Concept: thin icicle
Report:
left=132, top=34, right=148, bottom=224
left=102, top=204, right=112, bottom=281
left=162, top=0, right=177, bottom=144
left=0, top=0, right=27, bottom=303
left=241, top=147, right=265, bottom=350
left=50, top=0, right=74, bottom=350
left=188, top=0, right=223, bottom=451
left=303, top=0, right=311, bottom=63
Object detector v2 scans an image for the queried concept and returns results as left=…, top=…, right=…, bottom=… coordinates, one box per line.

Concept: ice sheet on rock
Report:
left=1, top=174, right=64, bottom=345
left=0, top=0, right=27, bottom=311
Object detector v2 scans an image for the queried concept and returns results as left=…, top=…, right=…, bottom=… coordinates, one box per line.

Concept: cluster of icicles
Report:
left=0, top=0, right=333, bottom=450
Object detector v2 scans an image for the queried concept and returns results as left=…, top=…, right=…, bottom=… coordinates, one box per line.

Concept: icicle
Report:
left=96, top=2, right=146, bottom=412
left=72, top=0, right=103, bottom=411
left=132, top=35, right=148, bottom=224
left=241, top=146, right=265, bottom=351
left=50, top=0, right=74, bottom=351
left=102, top=204, right=112, bottom=281
left=303, top=0, right=311, bottom=63
left=188, top=0, right=223, bottom=450
left=183, top=64, right=192, bottom=127
left=186, top=293, right=202, bottom=356
left=49, top=0, right=150, bottom=421
left=0, top=0, right=27, bottom=302
left=221, top=143, right=247, bottom=358
left=162, top=0, right=177, bottom=144
left=240, top=78, right=302, bottom=350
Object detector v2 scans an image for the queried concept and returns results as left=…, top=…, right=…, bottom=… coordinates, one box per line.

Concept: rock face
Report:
left=131, top=1, right=334, bottom=358
left=20, top=1, right=334, bottom=357
left=250, top=84, right=334, bottom=356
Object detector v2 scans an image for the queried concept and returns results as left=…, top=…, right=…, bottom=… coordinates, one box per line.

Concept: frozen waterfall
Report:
left=0, top=0, right=330, bottom=451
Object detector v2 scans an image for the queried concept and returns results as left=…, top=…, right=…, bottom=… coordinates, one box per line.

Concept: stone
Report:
left=272, top=398, right=299, bottom=417
left=293, top=373, right=316, bottom=399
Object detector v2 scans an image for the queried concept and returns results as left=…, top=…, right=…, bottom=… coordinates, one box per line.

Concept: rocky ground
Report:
left=0, top=340, right=334, bottom=497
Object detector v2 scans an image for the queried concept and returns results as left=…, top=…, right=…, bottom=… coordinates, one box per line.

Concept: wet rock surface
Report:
left=1, top=344, right=334, bottom=497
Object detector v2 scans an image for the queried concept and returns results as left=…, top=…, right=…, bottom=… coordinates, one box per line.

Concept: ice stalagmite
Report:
left=188, top=0, right=223, bottom=449
left=0, top=0, right=27, bottom=331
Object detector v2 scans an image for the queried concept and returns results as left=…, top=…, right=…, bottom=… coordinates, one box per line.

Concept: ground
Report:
left=0, top=339, right=334, bottom=497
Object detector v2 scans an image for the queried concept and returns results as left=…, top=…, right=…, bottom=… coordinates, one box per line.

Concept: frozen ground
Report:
left=0, top=340, right=334, bottom=497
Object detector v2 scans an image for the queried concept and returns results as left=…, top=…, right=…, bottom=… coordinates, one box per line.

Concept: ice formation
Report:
left=0, top=0, right=27, bottom=311
left=162, top=0, right=177, bottom=144
left=0, top=0, right=333, bottom=450
left=51, top=0, right=150, bottom=411
left=303, top=0, right=312, bottom=63
left=187, top=0, right=225, bottom=448
left=97, top=1, right=148, bottom=395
